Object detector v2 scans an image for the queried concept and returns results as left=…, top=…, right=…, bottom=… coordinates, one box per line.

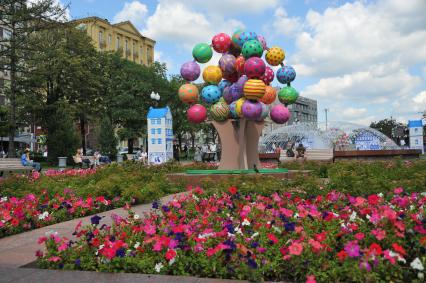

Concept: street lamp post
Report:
left=324, top=108, right=329, bottom=130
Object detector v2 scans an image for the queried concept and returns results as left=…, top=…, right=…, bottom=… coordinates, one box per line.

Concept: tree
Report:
left=0, top=0, right=67, bottom=157
left=370, top=118, right=408, bottom=145
left=98, top=115, right=117, bottom=159
left=46, top=103, right=80, bottom=162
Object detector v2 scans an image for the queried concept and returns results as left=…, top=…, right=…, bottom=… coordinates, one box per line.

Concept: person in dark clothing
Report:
left=183, top=144, right=188, bottom=159
left=296, top=143, right=306, bottom=159
left=173, top=142, right=180, bottom=162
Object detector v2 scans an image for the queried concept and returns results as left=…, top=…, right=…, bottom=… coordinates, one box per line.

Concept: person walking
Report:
left=173, top=141, right=180, bottom=162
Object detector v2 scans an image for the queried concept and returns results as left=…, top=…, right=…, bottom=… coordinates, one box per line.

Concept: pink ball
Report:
left=244, top=57, right=266, bottom=79
left=270, top=104, right=290, bottom=124
left=180, top=61, right=200, bottom=82
left=257, top=35, right=268, bottom=50
left=212, top=33, right=231, bottom=53
left=187, top=104, right=207, bottom=124
left=242, top=100, right=262, bottom=120
left=261, top=66, right=275, bottom=85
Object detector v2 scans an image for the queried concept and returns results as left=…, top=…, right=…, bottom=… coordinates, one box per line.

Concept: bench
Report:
left=0, top=158, right=33, bottom=175
left=305, top=149, right=334, bottom=161
left=259, top=153, right=280, bottom=163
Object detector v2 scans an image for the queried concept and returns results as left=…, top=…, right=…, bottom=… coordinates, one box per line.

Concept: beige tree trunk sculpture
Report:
left=212, top=119, right=265, bottom=170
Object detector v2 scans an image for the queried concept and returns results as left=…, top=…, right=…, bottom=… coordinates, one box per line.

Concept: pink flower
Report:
left=359, top=260, right=371, bottom=272
left=371, top=229, right=386, bottom=240
left=394, top=187, right=404, bottom=194
left=306, top=275, right=317, bottom=283
left=143, top=223, right=156, bottom=235
left=344, top=241, right=360, bottom=257
left=289, top=242, right=303, bottom=256
left=355, top=232, right=364, bottom=241
left=58, top=242, right=68, bottom=251
left=383, top=249, right=396, bottom=264
left=48, top=256, right=61, bottom=262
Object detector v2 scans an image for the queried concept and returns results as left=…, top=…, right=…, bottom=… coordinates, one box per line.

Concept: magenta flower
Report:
left=344, top=241, right=360, bottom=257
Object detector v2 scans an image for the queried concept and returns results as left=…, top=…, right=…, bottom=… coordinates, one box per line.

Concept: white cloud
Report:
left=154, top=50, right=174, bottom=71
left=174, top=0, right=279, bottom=14
left=113, top=1, right=148, bottom=28
left=271, top=7, right=302, bottom=37
left=27, top=0, right=70, bottom=20
left=341, top=107, right=368, bottom=119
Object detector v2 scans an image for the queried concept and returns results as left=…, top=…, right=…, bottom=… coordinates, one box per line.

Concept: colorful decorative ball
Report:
left=192, top=43, right=213, bottom=64
left=276, top=65, right=296, bottom=84
left=261, top=66, right=275, bottom=85
left=229, top=101, right=239, bottom=119
left=178, top=83, right=199, bottom=105
left=242, top=100, right=262, bottom=120
left=180, top=61, right=200, bottom=82
left=212, top=33, right=231, bottom=53
left=258, top=102, right=269, bottom=121
left=257, top=35, right=267, bottom=50
left=228, top=42, right=241, bottom=57
left=235, top=55, right=245, bottom=74
left=222, top=70, right=239, bottom=83
left=223, top=83, right=243, bottom=104
left=242, top=39, right=263, bottom=59
left=239, top=31, right=258, bottom=46
left=243, top=79, right=266, bottom=101
left=210, top=101, right=230, bottom=121
left=218, top=79, right=232, bottom=92
left=235, top=97, right=246, bottom=117
left=270, top=104, right=290, bottom=124
left=265, top=46, right=285, bottom=66
left=231, top=28, right=245, bottom=48
left=278, top=86, right=299, bottom=105
left=201, top=85, right=222, bottom=104
left=235, top=75, right=248, bottom=91
left=219, top=54, right=236, bottom=74
left=202, top=65, right=222, bottom=85
left=244, top=57, right=266, bottom=79
left=187, top=104, right=207, bottom=124
left=260, top=85, right=277, bottom=105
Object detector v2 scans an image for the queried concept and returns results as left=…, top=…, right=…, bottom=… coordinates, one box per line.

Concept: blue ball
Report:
left=239, top=31, right=258, bottom=46
left=218, top=79, right=232, bottom=92
left=229, top=101, right=239, bottom=118
left=276, top=66, right=296, bottom=84
left=201, top=85, right=222, bottom=104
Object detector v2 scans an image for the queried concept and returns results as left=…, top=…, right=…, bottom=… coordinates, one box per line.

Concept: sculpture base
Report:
left=212, top=119, right=265, bottom=170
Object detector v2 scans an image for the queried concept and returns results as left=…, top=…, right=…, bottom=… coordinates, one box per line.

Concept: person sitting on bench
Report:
left=296, top=143, right=306, bottom=159
left=73, top=149, right=92, bottom=168
left=21, top=149, right=41, bottom=172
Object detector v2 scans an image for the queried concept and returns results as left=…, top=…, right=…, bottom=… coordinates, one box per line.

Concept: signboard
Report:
left=354, top=131, right=381, bottom=150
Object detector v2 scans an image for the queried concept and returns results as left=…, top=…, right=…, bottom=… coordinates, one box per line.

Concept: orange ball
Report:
left=243, top=79, right=265, bottom=101
left=178, top=83, right=199, bottom=104
left=260, top=85, right=277, bottom=104
left=203, top=65, right=222, bottom=85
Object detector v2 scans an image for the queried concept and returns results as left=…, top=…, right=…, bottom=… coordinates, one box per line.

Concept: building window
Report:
left=98, top=31, right=103, bottom=48
left=151, top=138, right=155, bottom=145
left=150, top=119, right=154, bottom=125
left=157, top=138, right=162, bottom=144
left=157, top=128, right=161, bottom=134
left=151, top=128, right=155, bottom=134
left=108, top=34, right=112, bottom=46
left=157, top=118, right=161, bottom=124
left=116, top=36, right=120, bottom=49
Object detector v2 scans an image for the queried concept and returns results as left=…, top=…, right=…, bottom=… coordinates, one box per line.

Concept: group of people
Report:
left=133, top=149, right=148, bottom=164
left=193, top=143, right=221, bottom=162
left=73, top=149, right=112, bottom=168
left=285, top=142, right=306, bottom=160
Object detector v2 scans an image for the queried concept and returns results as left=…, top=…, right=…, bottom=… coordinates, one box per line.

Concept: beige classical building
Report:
left=72, top=17, right=155, bottom=66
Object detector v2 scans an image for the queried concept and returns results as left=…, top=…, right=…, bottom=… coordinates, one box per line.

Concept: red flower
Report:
left=391, top=243, right=406, bottom=256
left=280, top=246, right=289, bottom=256
left=165, top=249, right=177, bottom=261
left=267, top=233, right=279, bottom=244
left=368, top=243, right=382, bottom=256
left=315, top=231, right=327, bottom=242
left=337, top=250, right=347, bottom=261
left=367, top=194, right=379, bottom=205
left=306, top=275, right=317, bottom=283
left=228, top=187, right=238, bottom=195
left=101, top=247, right=116, bottom=259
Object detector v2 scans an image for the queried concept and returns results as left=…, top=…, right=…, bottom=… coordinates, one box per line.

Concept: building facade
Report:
left=72, top=17, right=155, bottom=66
left=408, top=120, right=424, bottom=153
left=147, top=107, right=173, bottom=164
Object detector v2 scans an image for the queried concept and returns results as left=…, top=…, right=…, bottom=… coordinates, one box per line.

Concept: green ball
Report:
left=192, top=43, right=213, bottom=64
left=210, top=101, right=230, bottom=121
left=241, top=39, right=263, bottom=59
left=278, top=86, right=299, bottom=105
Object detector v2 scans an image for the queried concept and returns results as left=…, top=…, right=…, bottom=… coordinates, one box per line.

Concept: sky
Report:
left=58, top=0, right=426, bottom=125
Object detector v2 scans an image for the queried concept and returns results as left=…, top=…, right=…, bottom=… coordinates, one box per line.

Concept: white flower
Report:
left=134, top=242, right=140, bottom=249
left=349, top=211, right=357, bottom=222
left=366, top=214, right=371, bottom=220
left=421, top=192, right=426, bottom=197
left=169, top=257, right=176, bottom=266
left=250, top=232, right=259, bottom=239
left=198, top=232, right=214, bottom=239
left=410, top=258, right=424, bottom=271
left=38, top=211, right=49, bottom=220
left=154, top=262, right=164, bottom=273
left=294, top=213, right=299, bottom=218
left=242, top=219, right=250, bottom=226
left=418, top=272, right=424, bottom=280
left=192, top=195, right=199, bottom=201
left=389, top=251, right=406, bottom=264
left=1, top=197, right=7, bottom=202
left=378, top=193, right=384, bottom=198
left=133, top=214, right=140, bottom=220
left=45, top=230, right=57, bottom=236
left=273, top=226, right=282, bottom=233
left=235, top=227, right=243, bottom=235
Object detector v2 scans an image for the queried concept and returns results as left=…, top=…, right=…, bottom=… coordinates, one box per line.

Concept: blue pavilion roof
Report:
left=408, top=120, right=423, bottom=128
left=147, top=107, right=170, bottom=119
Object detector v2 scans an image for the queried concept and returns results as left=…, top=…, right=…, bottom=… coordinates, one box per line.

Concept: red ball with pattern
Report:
left=212, top=33, right=232, bottom=53
left=235, top=55, right=245, bottom=75
left=261, top=66, right=275, bottom=85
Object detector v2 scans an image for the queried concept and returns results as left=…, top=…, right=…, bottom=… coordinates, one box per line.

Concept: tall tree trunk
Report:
left=80, top=115, right=86, bottom=155
left=128, top=138, right=134, bottom=154
left=178, top=133, right=182, bottom=150
left=190, top=131, right=195, bottom=149
left=8, top=20, right=17, bottom=158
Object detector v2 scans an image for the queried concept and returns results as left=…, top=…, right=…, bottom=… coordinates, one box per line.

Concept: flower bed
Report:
left=0, top=190, right=124, bottom=238
left=37, top=187, right=426, bottom=282
left=43, top=168, right=97, bottom=178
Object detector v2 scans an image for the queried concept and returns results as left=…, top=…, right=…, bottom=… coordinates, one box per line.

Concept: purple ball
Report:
left=242, top=100, right=262, bottom=120
left=270, top=104, right=290, bottom=124
left=180, top=61, right=200, bottom=82
left=219, top=54, right=236, bottom=74
left=257, top=35, right=267, bottom=50
left=224, top=83, right=243, bottom=104
left=235, top=75, right=248, bottom=91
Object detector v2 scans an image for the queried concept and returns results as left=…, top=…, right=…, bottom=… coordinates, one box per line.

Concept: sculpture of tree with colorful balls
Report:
left=178, top=29, right=300, bottom=170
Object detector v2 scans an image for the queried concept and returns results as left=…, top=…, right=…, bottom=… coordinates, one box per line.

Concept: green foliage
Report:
left=46, top=104, right=80, bottom=162
left=98, top=116, right=118, bottom=158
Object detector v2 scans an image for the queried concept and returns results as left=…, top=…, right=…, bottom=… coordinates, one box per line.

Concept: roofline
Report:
left=70, top=17, right=156, bottom=44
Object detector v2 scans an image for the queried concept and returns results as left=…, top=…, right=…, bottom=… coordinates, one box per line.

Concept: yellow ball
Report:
left=235, top=97, right=246, bottom=117
left=243, top=79, right=266, bottom=101
left=202, top=65, right=222, bottom=85
left=266, top=46, right=285, bottom=66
